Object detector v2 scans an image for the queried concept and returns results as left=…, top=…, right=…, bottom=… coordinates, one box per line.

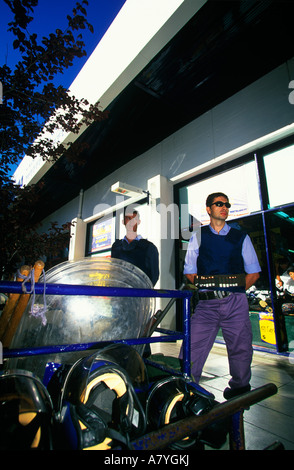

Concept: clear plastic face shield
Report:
left=8, top=258, right=155, bottom=378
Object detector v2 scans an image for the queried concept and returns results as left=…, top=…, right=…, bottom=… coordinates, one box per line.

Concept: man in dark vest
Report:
left=182, top=192, right=261, bottom=399
left=111, top=209, right=159, bottom=358
left=111, top=209, right=159, bottom=286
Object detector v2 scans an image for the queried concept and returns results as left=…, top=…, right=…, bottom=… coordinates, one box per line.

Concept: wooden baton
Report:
left=2, top=260, right=45, bottom=348
left=0, top=265, right=31, bottom=342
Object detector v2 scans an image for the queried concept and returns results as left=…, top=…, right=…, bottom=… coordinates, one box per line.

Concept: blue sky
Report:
left=1, top=0, right=126, bottom=175
left=0, top=0, right=127, bottom=89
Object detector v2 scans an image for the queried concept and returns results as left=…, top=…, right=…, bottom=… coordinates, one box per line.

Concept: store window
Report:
left=189, top=161, right=261, bottom=223
left=265, top=208, right=294, bottom=350
left=263, top=143, right=294, bottom=208
left=179, top=160, right=261, bottom=243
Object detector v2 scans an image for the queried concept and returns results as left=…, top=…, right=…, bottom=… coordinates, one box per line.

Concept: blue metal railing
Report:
left=0, top=281, right=193, bottom=376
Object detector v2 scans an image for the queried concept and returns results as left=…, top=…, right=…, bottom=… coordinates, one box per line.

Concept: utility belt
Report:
left=195, top=273, right=246, bottom=300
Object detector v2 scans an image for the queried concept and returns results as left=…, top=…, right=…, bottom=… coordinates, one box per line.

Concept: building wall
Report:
left=40, top=58, right=294, bottom=329
left=42, top=58, right=294, bottom=225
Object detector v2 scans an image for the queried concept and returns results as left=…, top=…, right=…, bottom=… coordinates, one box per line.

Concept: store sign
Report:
left=91, top=216, right=114, bottom=253
left=259, top=312, right=276, bottom=345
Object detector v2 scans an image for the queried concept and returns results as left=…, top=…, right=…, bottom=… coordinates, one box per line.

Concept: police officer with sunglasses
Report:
left=182, top=192, right=261, bottom=399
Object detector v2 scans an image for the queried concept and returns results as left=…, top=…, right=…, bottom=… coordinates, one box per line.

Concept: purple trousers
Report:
left=185, top=293, right=253, bottom=389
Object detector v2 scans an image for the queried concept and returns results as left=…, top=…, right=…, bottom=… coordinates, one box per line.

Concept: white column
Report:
left=68, top=217, right=87, bottom=261
left=147, top=175, right=177, bottom=330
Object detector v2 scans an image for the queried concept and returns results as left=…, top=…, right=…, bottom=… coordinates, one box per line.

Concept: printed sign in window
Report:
left=91, top=216, right=114, bottom=253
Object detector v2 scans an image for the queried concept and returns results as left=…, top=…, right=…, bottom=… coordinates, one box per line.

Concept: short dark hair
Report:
left=206, top=192, right=229, bottom=207
left=287, top=266, right=294, bottom=275
left=124, top=207, right=140, bottom=218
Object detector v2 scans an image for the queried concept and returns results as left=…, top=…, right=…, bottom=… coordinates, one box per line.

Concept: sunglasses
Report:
left=210, top=201, right=231, bottom=208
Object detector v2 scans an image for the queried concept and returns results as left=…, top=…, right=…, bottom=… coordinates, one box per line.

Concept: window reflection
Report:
left=264, top=144, right=294, bottom=208
left=186, top=161, right=261, bottom=225
left=267, top=209, right=294, bottom=316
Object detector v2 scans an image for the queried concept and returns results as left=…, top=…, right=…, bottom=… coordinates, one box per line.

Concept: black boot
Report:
left=223, top=385, right=251, bottom=400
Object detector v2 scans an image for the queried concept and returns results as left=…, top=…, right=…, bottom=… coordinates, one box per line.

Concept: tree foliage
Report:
left=0, top=0, right=108, bottom=277
left=0, top=180, right=73, bottom=276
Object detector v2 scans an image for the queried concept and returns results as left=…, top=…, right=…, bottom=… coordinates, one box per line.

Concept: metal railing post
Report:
left=181, top=296, right=191, bottom=377
left=229, top=410, right=245, bottom=450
